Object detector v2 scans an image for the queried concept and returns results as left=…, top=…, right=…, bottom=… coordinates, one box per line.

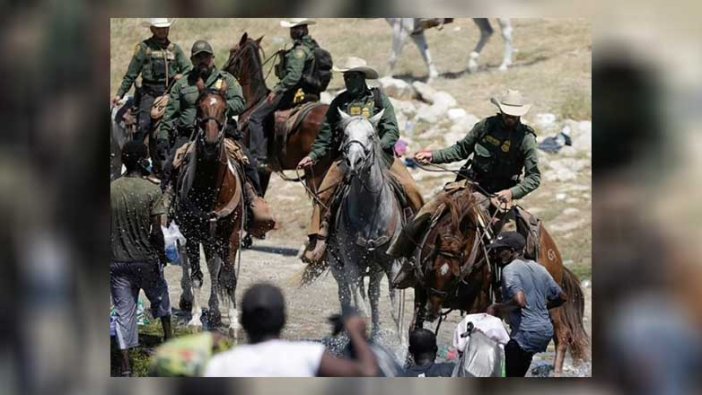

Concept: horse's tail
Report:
left=560, top=267, right=590, bottom=361
left=290, top=260, right=329, bottom=288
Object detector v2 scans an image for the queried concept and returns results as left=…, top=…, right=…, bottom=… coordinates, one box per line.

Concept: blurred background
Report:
left=2, top=0, right=701, bottom=394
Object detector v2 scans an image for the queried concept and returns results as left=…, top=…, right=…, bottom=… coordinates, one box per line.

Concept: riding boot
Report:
left=303, top=216, right=329, bottom=264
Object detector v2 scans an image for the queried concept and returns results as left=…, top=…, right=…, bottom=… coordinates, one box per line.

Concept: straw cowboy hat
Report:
left=141, top=18, right=175, bottom=28
left=279, top=18, right=316, bottom=28
left=490, top=89, right=532, bottom=117
left=332, top=57, right=379, bottom=79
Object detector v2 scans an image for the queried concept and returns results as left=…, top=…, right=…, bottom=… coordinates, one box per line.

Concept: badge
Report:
left=361, top=107, right=371, bottom=119
left=349, top=106, right=361, bottom=116
left=484, top=135, right=501, bottom=146
left=501, top=140, right=511, bottom=152
left=214, top=79, right=223, bottom=90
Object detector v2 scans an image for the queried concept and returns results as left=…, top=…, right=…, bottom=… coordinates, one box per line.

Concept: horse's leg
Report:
left=368, top=266, right=383, bottom=337
left=203, top=242, right=222, bottom=327
left=224, top=223, right=241, bottom=342
left=329, top=252, right=352, bottom=314
left=179, top=240, right=193, bottom=312
left=410, top=32, right=439, bottom=80
left=186, top=240, right=204, bottom=330
left=551, top=308, right=568, bottom=377
left=497, top=18, right=514, bottom=71
left=388, top=18, right=410, bottom=77
left=469, top=18, right=494, bottom=73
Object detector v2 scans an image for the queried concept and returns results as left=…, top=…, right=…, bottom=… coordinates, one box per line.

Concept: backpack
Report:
left=302, top=46, right=333, bottom=94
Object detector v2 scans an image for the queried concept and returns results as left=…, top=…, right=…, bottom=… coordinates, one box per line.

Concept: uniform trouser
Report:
left=307, top=157, right=425, bottom=236
left=247, top=96, right=280, bottom=161
left=110, top=261, right=171, bottom=350
left=386, top=188, right=516, bottom=258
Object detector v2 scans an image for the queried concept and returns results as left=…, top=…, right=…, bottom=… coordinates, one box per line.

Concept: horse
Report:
left=327, top=109, right=407, bottom=338
left=386, top=18, right=514, bottom=80
left=172, top=80, right=245, bottom=339
left=410, top=188, right=589, bottom=376
left=223, top=32, right=332, bottom=197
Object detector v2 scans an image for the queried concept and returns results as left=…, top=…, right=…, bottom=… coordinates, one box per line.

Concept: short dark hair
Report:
left=121, top=141, right=148, bottom=172
left=241, top=283, right=286, bottom=339
left=408, top=328, right=438, bottom=359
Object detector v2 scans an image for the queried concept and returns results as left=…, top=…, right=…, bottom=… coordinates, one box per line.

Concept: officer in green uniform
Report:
left=387, top=89, right=542, bottom=287
left=248, top=18, right=320, bottom=166
left=296, top=57, right=425, bottom=264
left=112, top=18, right=191, bottom=143
left=156, top=39, right=262, bottom=195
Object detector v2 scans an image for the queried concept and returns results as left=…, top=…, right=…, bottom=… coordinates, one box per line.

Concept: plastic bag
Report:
left=162, top=222, right=186, bottom=265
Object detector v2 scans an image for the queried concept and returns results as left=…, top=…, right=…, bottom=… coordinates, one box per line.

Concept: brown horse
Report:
left=173, top=80, right=245, bottom=339
left=223, top=32, right=331, bottom=196
left=410, top=187, right=589, bottom=375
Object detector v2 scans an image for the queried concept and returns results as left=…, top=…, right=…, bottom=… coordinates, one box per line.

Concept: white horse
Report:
left=386, top=18, right=514, bottom=80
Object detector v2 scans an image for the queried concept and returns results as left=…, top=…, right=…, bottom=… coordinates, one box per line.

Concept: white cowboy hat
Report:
left=490, top=89, right=532, bottom=117
left=332, top=57, right=379, bottom=80
left=279, top=18, right=316, bottom=28
left=141, top=18, right=175, bottom=28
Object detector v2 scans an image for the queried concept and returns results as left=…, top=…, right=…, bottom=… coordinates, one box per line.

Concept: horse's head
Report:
left=224, top=32, right=264, bottom=88
left=195, top=79, right=228, bottom=160
left=338, top=109, right=385, bottom=176
left=422, top=193, right=482, bottom=321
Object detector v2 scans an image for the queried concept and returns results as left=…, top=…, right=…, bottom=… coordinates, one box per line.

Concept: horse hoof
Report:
left=187, top=318, right=203, bottom=331
left=241, top=234, right=253, bottom=249
left=179, top=298, right=192, bottom=312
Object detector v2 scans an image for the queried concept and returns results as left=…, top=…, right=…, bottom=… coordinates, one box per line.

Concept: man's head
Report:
left=408, top=328, right=438, bottom=364
left=280, top=18, right=314, bottom=40
left=490, top=89, right=531, bottom=130
left=145, top=18, right=173, bottom=42
left=241, top=283, right=286, bottom=342
left=488, top=231, right=526, bottom=266
left=121, top=141, right=149, bottom=174
left=333, top=57, right=378, bottom=96
left=191, top=40, right=215, bottom=78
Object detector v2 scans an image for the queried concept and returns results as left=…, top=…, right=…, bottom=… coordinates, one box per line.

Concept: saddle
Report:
left=273, top=102, right=325, bottom=157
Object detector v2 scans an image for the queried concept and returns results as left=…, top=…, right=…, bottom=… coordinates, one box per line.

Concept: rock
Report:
left=534, top=113, right=557, bottom=130
left=563, top=208, right=580, bottom=215
left=555, top=193, right=567, bottom=201
left=432, top=91, right=457, bottom=109
left=565, top=198, right=580, bottom=204
left=447, top=108, right=467, bottom=122
left=443, top=131, right=465, bottom=146
left=412, top=81, right=437, bottom=103
left=389, top=98, right=417, bottom=117
left=416, top=104, right=448, bottom=124
left=449, top=122, right=470, bottom=137
left=418, top=126, right=443, bottom=139
left=378, top=77, right=415, bottom=100
left=559, top=146, right=578, bottom=157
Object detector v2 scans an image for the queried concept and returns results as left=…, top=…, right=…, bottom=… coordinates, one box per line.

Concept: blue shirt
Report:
left=501, top=259, right=563, bottom=353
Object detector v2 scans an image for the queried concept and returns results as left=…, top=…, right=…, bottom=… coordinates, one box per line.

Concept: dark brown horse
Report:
left=410, top=187, right=589, bottom=375
left=223, top=32, right=331, bottom=196
left=173, top=80, right=244, bottom=339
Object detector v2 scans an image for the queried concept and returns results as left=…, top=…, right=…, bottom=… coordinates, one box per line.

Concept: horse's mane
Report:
left=434, top=186, right=478, bottom=234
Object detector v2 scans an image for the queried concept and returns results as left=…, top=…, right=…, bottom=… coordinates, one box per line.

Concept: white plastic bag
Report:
left=161, top=222, right=186, bottom=265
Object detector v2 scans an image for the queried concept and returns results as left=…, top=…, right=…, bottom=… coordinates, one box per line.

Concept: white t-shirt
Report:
left=204, top=339, right=326, bottom=377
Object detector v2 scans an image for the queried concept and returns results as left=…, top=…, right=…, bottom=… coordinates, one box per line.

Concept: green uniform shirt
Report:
left=432, top=115, right=541, bottom=199
left=116, top=37, right=191, bottom=98
left=273, top=35, right=317, bottom=94
left=111, top=176, right=166, bottom=263
left=158, top=68, right=245, bottom=140
left=309, top=88, right=399, bottom=164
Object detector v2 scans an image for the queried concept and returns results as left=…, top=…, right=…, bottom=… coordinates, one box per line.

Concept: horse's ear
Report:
left=337, top=108, right=351, bottom=121
left=369, top=109, right=385, bottom=128
left=256, top=35, right=264, bottom=44
left=239, top=32, right=248, bottom=47
left=196, top=78, right=206, bottom=94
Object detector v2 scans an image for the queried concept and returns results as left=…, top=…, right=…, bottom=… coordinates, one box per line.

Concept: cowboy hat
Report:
left=332, top=57, right=379, bottom=79
left=490, top=89, right=532, bottom=117
left=279, top=18, right=316, bottom=28
left=141, top=18, right=175, bottom=28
